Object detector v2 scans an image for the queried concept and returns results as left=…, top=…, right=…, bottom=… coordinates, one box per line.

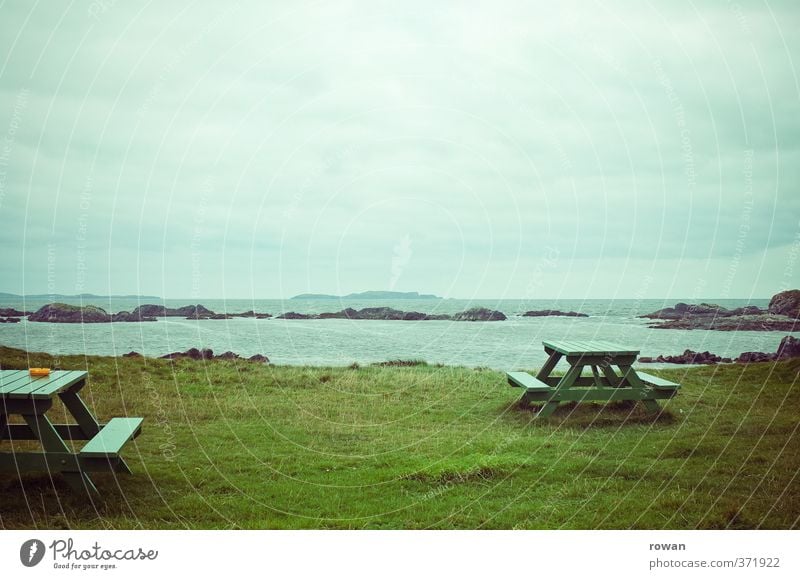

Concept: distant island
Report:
left=290, top=291, right=443, bottom=300
left=0, top=292, right=161, bottom=300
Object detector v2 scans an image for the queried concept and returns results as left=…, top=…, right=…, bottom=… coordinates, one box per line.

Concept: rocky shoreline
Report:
left=640, top=290, right=799, bottom=331
left=639, top=335, right=800, bottom=365
left=16, top=303, right=510, bottom=323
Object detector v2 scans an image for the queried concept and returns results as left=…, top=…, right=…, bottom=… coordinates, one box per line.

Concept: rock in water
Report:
left=776, top=335, right=800, bottom=359
left=452, top=307, right=507, bottom=321
left=522, top=310, right=588, bottom=317
left=769, top=290, right=800, bottom=319
left=28, top=303, right=111, bottom=323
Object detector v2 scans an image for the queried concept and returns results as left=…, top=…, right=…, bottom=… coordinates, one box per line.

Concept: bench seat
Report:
left=80, top=417, right=143, bottom=458
left=636, top=372, right=680, bottom=390
left=507, top=371, right=552, bottom=392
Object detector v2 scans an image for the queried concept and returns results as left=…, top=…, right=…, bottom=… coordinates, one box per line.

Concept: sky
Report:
left=0, top=1, right=798, bottom=299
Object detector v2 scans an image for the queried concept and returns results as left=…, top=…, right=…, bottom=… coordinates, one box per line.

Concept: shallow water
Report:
left=0, top=298, right=793, bottom=369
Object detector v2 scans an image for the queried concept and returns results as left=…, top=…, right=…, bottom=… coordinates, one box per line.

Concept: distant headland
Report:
left=0, top=292, right=161, bottom=300
left=290, top=291, right=443, bottom=300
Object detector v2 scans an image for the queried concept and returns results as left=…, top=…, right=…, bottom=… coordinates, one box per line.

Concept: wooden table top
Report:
left=0, top=370, right=87, bottom=401
left=542, top=340, right=640, bottom=357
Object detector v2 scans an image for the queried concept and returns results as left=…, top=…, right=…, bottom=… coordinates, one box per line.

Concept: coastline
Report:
left=1, top=345, right=797, bottom=530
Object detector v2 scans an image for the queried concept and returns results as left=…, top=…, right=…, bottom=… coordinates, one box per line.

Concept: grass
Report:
left=0, top=345, right=798, bottom=529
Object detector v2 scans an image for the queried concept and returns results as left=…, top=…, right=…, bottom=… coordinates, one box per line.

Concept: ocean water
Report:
left=0, top=297, right=794, bottom=369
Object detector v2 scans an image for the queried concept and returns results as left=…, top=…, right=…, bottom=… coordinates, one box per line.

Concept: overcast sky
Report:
left=0, top=1, right=798, bottom=299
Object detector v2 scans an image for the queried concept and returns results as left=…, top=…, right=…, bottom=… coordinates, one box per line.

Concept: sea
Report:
left=0, top=297, right=794, bottom=369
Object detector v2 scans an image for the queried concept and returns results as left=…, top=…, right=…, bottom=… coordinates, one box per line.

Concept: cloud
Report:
left=0, top=0, right=798, bottom=298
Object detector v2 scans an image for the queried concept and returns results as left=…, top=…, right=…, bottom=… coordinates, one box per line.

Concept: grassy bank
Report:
left=1, top=346, right=798, bottom=529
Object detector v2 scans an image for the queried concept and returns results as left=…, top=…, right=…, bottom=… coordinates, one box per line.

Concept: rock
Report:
left=650, top=316, right=797, bottom=331
left=276, top=306, right=507, bottom=321
left=112, top=311, right=157, bottom=322
left=735, top=351, right=776, bottom=364
left=247, top=354, right=269, bottom=364
left=776, top=335, right=800, bottom=359
left=231, top=311, right=272, bottom=319
left=0, top=307, right=30, bottom=317
left=28, top=303, right=111, bottom=323
left=642, top=349, right=724, bottom=364
left=768, top=290, right=800, bottom=319
left=160, top=347, right=213, bottom=360
left=122, top=351, right=142, bottom=357
left=277, top=312, right=313, bottom=319
left=0, top=317, right=21, bottom=323
left=522, top=310, right=588, bottom=317
left=215, top=351, right=241, bottom=360
left=130, top=304, right=216, bottom=319
left=452, top=307, right=507, bottom=322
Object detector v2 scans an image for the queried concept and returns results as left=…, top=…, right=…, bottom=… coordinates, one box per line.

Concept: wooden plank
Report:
left=80, top=417, right=143, bottom=458
left=0, top=370, right=37, bottom=395
left=636, top=371, right=681, bottom=389
left=507, top=372, right=552, bottom=391
left=8, top=371, right=87, bottom=400
left=542, top=340, right=638, bottom=356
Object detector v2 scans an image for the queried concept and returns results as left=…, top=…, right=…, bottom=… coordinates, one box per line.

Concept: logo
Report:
left=20, top=539, right=46, bottom=567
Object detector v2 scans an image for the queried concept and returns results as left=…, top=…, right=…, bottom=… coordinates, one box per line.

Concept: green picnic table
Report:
left=508, top=340, right=680, bottom=418
left=0, top=369, right=143, bottom=495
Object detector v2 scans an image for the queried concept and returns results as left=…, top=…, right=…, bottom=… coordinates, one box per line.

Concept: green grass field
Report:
left=1, top=346, right=798, bottom=529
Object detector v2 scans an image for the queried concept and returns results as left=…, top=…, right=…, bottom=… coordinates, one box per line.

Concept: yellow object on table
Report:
left=29, top=367, right=51, bottom=376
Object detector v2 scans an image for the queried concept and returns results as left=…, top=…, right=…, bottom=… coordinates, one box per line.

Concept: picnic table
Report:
left=507, top=340, right=679, bottom=418
left=0, top=369, right=142, bottom=495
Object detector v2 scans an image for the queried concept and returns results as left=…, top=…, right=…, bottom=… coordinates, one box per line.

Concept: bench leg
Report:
left=23, top=413, right=99, bottom=496
left=536, top=401, right=560, bottom=419
left=641, top=399, right=661, bottom=414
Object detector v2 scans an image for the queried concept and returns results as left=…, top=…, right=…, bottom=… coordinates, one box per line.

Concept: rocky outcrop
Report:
left=0, top=307, right=30, bottom=317
left=640, top=293, right=799, bottom=331
left=522, top=310, right=588, bottom=318
left=160, top=347, right=214, bottom=360
left=158, top=348, right=270, bottom=363
left=768, top=290, right=800, bottom=319
left=639, top=336, right=800, bottom=365
left=647, top=316, right=797, bottom=331
left=451, top=307, right=507, bottom=321
left=28, top=303, right=113, bottom=323
left=131, top=304, right=215, bottom=319
left=0, top=317, right=21, bottom=323
left=229, top=310, right=272, bottom=319
left=638, top=350, right=730, bottom=364
left=277, top=312, right=314, bottom=319
left=277, top=307, right=505, bottom=321
left=122, top=351, right=142, bottom=357
left=777, top=335, right=800, bottom=358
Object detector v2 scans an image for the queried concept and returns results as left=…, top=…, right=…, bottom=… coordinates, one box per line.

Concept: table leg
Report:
left=556, top=363, right=584, bottom=391
left=58, top=390, right=100, bottom=438
left=535, top=350, right=563, bottom=383
left=23, top=413, right=98, bottom=495
left=617, top=365, right=661, bottom=413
